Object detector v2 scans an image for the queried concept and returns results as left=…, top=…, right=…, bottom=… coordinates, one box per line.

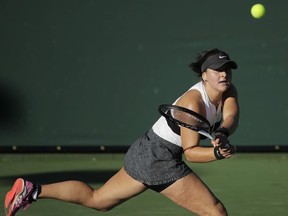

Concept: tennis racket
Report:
left=158, top=104, right=214, bottom=140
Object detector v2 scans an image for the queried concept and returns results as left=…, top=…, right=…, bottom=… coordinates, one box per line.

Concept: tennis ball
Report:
left=251, top=4, right=266, bottom=19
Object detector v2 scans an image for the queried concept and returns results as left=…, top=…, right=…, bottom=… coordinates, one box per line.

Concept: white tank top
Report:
left=152, top=81, right=223, bottom=147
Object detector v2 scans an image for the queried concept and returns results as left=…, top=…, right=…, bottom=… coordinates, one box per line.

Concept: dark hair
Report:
left=189, top=48, right=230, bottom=77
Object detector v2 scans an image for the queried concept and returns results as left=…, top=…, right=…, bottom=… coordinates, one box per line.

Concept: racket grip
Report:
left=215, top=127, right=229, bottom=137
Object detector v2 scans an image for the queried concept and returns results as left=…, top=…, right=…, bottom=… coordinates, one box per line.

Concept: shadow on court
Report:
left=0, top=170, right=118, bottom=185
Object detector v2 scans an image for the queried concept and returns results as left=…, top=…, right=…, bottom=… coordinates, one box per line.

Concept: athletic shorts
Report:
left=124, top=129, right=192, bottom=192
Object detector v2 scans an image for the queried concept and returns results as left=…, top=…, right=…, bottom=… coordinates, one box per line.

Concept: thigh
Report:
left=92, top=167, right=147, bottom=210
left=160, top=172, right=226, bottom=215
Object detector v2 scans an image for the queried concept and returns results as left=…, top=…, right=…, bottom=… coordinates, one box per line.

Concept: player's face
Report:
left=204, top=66, right=232, bottom=92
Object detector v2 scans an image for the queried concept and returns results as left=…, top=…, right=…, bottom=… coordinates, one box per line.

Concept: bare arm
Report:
left=176, top=90, right=217, bottom=163
left=176, top=84, right=239, bottom=162
left=220, top=84, right=240, bottom=135
left=211, top=84, right=239, bottom=157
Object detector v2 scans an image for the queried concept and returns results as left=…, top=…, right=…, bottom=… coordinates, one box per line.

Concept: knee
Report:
left=95, top=206, right=114, bottom=212
left=89, top=201, right=116, bottom=212
left=201, top=200, right=227, bottom=216
left=213, top=200, right=228, bottom=216
left=87, top=196, right=116, bottom=212
left=89, top=202, right=115, bottom=212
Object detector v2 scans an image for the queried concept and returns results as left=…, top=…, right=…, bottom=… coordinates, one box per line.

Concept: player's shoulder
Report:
left=176, top=89, right=204, bottom=113
left=181, top=88, right=202, bottom=102
left=186, top=88, right=202, bottom=99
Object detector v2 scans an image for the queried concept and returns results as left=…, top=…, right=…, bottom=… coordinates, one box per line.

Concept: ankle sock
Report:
left=32, top=185, right=42, bottom=201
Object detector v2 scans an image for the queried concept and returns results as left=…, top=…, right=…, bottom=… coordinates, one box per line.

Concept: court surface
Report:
left=0, top=153, right=287, bottom=216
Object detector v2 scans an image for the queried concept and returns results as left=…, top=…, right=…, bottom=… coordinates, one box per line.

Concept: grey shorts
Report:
left=124, top=129, right=192, bottom=190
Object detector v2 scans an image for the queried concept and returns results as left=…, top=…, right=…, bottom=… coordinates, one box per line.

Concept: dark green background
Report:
left=0, top=0, right=287, bottom=147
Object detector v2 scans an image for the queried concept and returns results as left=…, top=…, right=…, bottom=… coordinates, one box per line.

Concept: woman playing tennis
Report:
left=5, top=48, right=239, bottom=216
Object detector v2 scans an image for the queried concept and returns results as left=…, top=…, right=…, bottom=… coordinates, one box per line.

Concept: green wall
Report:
left=0, top=0, right=287, bottom=147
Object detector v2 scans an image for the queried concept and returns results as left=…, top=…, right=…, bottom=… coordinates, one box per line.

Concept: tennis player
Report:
left=5, top=48, right=239, bottom=216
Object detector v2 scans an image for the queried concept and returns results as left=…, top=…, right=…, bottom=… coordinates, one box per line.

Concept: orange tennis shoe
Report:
left=4, top=178, right=36, bottom=216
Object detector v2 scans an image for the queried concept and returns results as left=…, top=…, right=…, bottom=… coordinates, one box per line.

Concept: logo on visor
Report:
left=219, top=55, right=227, bottom=59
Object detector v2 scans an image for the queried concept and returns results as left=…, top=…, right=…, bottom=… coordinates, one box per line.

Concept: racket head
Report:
left=158, top=104, right=212, bottom=137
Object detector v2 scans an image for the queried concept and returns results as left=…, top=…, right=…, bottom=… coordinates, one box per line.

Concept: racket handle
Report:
left=198, top=130, right=213, bottom=140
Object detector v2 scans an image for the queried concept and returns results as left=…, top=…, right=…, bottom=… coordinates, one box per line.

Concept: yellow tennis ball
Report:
left=251, top=4, right=266, bottom=19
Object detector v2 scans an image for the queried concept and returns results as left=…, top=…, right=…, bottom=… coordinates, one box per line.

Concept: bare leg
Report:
left=161, top=172, right=227, bottom=216
left=39, top=168, right=147, bottom=211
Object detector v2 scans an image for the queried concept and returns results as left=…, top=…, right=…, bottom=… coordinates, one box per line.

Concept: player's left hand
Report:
left=211, top=132, right=229, bottom=147
left=211, top=133, right=237, bottom=155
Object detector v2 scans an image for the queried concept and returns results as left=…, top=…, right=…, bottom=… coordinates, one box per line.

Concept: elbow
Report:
left=184, top=154, right=206, bottom=163
left=183, top=147, right=195, bottom=162
left=183, top=148, right=214, bottom=163
left=184, top=154, right=194, bottom=162
left=184, top=151, right=201, bottom=163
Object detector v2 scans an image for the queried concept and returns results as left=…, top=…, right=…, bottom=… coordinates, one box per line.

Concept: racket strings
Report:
left=158, top=104, right=212, bottom=139
left=170, top=110, right=210, bottom=131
